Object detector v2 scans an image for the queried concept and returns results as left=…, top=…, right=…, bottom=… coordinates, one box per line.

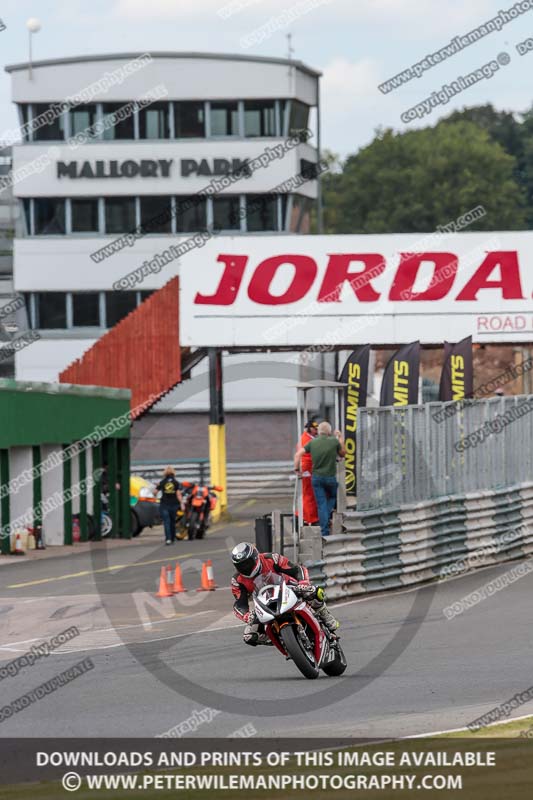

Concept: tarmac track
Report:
left=1, top=500, right=532, bottom=739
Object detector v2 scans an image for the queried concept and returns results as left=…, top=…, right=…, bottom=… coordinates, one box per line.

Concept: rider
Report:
left=231, top=542, right=339, bottom=646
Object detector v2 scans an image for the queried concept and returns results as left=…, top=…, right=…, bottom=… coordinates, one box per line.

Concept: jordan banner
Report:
left=439, top=336, right=474, bottom=401
left=338, top=345, right=370, bottom=495
left=380, top=341, right=420, bottom=406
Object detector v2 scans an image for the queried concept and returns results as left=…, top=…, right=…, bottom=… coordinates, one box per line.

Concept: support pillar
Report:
left=208, top=348, right=227, bottom=519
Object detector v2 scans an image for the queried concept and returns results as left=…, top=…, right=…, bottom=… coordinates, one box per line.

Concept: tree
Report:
left=323, top=120, right=527, bottom=233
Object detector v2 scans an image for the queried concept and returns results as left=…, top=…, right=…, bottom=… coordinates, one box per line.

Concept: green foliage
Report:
left=323, top=108, right=531, bottom=233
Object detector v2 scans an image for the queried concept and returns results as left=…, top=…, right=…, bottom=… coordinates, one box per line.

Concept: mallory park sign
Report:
left=56, top=158, right=252, bottom=179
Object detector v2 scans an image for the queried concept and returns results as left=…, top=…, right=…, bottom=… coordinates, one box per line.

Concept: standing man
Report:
left=296, top=418, right=319, bottom=525
left=294, top=421, right=345, bottom=537
left=154, top=466, right=183, bottom=545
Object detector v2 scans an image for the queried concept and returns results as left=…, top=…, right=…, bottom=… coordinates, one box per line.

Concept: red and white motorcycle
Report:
left=253, top=581, right=347, bottom=679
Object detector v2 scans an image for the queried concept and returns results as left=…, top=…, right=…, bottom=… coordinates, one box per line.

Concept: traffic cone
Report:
left=13, top=531, right=25, bottom=556
left=196, top=561, right=211, bottom=592
left=155, top=565, right=173, bottom=597
left=196, top=560, right=217, bottom=591
left=172, top=562, right=187, bottom=593
left=206, top=559, right=218, bottom=590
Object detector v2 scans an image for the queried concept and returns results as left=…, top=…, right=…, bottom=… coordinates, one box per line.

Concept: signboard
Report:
left=339, top=345, right=370, bottom=495
left=179, top=232, right=533, bottom=346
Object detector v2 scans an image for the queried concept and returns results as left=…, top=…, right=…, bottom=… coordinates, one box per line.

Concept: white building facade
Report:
left=7, top=52, right=321, bottom=411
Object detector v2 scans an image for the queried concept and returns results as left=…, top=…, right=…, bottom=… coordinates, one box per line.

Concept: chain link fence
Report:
left=356, top=395, right=533, bottom=511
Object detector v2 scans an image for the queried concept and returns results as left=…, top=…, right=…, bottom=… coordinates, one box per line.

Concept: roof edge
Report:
left=5, top=51, right=322, bottom=78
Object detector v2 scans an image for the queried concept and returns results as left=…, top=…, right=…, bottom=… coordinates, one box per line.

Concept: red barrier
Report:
left=60, top=277, right=181, bottom=419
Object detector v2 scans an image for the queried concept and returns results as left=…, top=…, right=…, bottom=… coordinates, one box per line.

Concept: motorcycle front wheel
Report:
left=280, top=625, right=319, bottom=680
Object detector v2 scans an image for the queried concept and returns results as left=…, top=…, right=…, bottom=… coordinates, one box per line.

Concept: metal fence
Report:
left=356, top=395, right=533, bottom=511
left=131, top=459, right=293, bottom=498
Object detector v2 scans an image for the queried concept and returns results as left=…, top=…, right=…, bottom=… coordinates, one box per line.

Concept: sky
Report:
left=0, top=0, right=532, bottom=158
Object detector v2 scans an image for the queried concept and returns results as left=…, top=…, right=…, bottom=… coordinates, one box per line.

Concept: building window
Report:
left=69, top=104, right=97, bottom=138
left=289, top=101, right=310, bottom=136
left=105, top=291, right=137, bottom=327
left=140, top=196, right=171, bottom=233
left=290, top=194, right=312, bottom=233
left=210, top=102, right=239, bottom=136
left=20, top=105, right=30, bottom=140
left=246, top=195, right=278, bottom=231
left=175, top=196, right=207, bottom=232
left=71, top=198, right=99, bottom=233
left=72, top=292, right=100, bottom=327
left=102, top=103, right=135, bottom=139
left=32, top=104, right=66, bottom=141
left=105, top=197, right=136, bottom=233
left=139, top=103, right=170, bottom=139
left=244, top=101, right=276, bottom=137
left=174, top=102, right=205, bottom=137
left=213, top=196, right=240, bottom=230
left=37, top=293, right=67, bottom=328
left=22, top=199, right=31, bottom=234
left=34, top=198, right=66, bottom=234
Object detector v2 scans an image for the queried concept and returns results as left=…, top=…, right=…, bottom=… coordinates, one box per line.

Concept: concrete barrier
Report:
left=303, top=481, right=533, bottom=600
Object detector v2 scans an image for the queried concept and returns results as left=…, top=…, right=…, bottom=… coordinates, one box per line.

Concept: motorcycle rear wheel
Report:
left=280, top=625, right=319, bottom=679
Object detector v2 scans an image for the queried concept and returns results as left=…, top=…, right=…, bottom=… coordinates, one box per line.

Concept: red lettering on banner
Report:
left=194, top=255, right=248, bottom=305
left=317, top=254, right=385, bottom=302
left=389, top=253, right=458, bottom=300
left=456, top=252, right=524, bottom=300
left=247, top=255, right=317, bottom=304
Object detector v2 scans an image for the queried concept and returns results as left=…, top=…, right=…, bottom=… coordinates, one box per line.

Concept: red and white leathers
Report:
left=231, top=552, right=309, bottom=622
left=231, top=552, right=338, bottom=644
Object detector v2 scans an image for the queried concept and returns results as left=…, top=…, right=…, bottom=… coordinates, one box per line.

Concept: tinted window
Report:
left=139, top=103, right=170, bottom=139
left=72, top=293, right=100, bottom=326
left=140, top=196, right=171, bottom=233
left=210, top=102, right=239, bottom=136
left=38, top=293, right=66, bottom=328
left=32, top=104, right=66, bottom=141
left=102, top=103, right=135, bottom=139
left=289, top=101, right=310, bottom=136
left=71, top=199, right=99, bottom=232
left=70, top=104, right=97, bottom=138
left=246, top=195, right=278, bottom=231
left=34, top=198, right=66, bottom=234
left=105, top=197, right=136, bottom=233
left=174, top=102, right=205, bottom=137
left=175, top=196, right=207, bottom=232
left=244, top=101, right=276, bottom=137
left=213, top=197, right=240, bottom=231
left=105, top=292, right=137, bottom=327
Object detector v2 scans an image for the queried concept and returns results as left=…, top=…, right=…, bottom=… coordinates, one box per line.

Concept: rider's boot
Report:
left=317, top=605, right=340, bottom=633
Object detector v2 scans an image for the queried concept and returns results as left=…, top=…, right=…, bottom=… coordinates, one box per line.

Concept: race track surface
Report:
left=1, top=499, right=532, bottom=739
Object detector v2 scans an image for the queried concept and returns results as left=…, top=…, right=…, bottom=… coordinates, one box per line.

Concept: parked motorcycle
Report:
left=253, top=581, right=347, bottom=679
left=180, top=482, right=223, bottom=540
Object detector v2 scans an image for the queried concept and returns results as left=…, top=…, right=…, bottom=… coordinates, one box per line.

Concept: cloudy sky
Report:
left=0, top=0, right=532, bottom=157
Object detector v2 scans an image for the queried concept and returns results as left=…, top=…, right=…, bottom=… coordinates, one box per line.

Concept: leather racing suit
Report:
left=231, top=551, right=338, bottom=645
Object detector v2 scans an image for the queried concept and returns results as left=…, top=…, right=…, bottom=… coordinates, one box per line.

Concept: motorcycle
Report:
left=253, top=581, right=347, bottom=679
left=181, top=482, right=223, bottom=540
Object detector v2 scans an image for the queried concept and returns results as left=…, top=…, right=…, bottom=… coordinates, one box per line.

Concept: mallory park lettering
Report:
left=56, top=158, right=251, bottom=179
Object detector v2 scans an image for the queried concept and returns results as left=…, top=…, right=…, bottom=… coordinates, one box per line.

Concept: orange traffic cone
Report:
left=206, top=559, right=217, bottom=590
left=197, top=560, right=217, bottom=591
left=155, top=565, right=173, bottom=597
left=172, top=562, right=187, bottom=593
left=13, top=532, right=25, bottom=556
